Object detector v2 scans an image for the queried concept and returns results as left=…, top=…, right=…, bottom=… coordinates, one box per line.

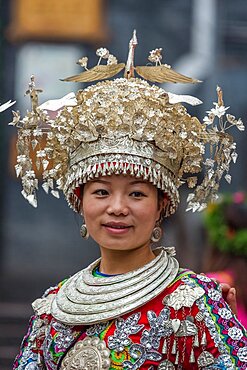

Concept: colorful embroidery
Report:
left=140, top=308, right=173, bottom=350
left=14, top=271, right=247, bottom=369
left=86, top=321, right=111, bottom=336
left=183, top=274, right=247, bottom=369
left=13, top=315, right=44, bottom=369
left=123, top=343, right=162, bottom=370
left=108, top=312, right=144, bottom=352
left=110, top=348, right=133, bottom=369
left=88, top=321, right=129, bottom=369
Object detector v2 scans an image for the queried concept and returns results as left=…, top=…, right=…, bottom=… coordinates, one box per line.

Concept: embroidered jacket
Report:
left=13, top=269, right=247, bottom=369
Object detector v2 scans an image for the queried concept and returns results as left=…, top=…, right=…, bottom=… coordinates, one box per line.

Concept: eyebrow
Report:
left=129, top=180, right=149, bottom=185
left=90, top=180, right=110, bottom=184
left=90, top=179, right=148, bottom=185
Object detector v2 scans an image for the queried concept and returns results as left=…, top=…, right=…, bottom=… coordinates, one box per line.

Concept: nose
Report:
left=107, top=194, right=129, bottom=216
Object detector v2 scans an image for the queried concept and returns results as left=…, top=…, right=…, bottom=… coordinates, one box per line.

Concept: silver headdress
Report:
left=0, top=100, right=15, bottom=112
left=9, top=31, right=244, bottom=216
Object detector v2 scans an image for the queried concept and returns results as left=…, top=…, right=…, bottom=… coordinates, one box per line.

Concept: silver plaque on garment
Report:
left=60, top=336, right=111, bottom=370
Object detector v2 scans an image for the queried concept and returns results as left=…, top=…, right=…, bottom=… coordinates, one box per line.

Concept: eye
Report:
left=93, top=189, right=109, bottom=196
left=130, top=191, right=146, bottom=198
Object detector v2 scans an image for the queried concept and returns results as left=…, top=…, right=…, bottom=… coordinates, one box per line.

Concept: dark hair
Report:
left=157, top=188, right=168, bottom=220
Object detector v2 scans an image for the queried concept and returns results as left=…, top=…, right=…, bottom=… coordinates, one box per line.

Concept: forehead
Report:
left=86, top=174, right=155, bottom=187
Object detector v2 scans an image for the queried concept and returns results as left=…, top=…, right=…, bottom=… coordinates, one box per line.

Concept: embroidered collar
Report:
left=93, top=266, right=119, bottom=278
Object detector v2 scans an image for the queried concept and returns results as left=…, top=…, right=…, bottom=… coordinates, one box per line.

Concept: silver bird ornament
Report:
left=61, top=30, right=200, bottom=84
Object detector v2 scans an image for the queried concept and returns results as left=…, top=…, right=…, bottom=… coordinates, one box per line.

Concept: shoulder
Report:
left=160, top=270, right=247, bottom=368
left=181, top=269, right=227, bottom=301
left=173, top=268, right=221, bottom=292
left=32, top=278, right=68, bottom=316
left=179, top=270, right=224, bottom=299
left=43, top=278, right=68, bottom=296
left=160, top=268, right=223, bottom=311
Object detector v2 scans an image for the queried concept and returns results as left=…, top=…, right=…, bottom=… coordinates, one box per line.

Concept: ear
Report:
left=157, top=196, right=168, bottom=222
left=79, top=199, right=84, bottom=216
left=79, top=185, right=84, bottom=215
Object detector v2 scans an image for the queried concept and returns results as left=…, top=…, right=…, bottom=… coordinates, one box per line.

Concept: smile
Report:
left=103, top=222, right=131, bottom=228
left=103, top=223, right=131, bottom=234
left=104, top=225, right=130, bottom=229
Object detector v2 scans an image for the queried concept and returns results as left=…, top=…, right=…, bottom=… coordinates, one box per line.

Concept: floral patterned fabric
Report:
left=13, top=269, right=247, bottom=369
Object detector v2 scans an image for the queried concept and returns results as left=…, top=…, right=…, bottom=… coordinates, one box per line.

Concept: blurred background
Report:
left=0, top=0, right=246, bottom=368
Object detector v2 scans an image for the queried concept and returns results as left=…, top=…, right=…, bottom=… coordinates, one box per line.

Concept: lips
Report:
left=103, top=222, right=131, bottom=235
left=103, top=222, right=131, bottom=229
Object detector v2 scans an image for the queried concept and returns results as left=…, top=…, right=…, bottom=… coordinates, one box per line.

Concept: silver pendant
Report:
left=163, top=284, right=205, bottom=311
left=171, top=318, right=180, bottom=334
left=193, top=333, right=199, bottom=347
left=158, top=360, right=175, bottom=369
left=189, top=348, right=195, bottom=363
left=175, top=319, right=198, bottom=337
left=197, top=350, right=215, bottom=367
left=195, top=311, right=204, bottom=322
left=171, top=339, right=177, bottom=354
left=60, top=336, right=111, bottom=370
left=162, top=338, right=167, bottom=354
left=200, top=331, right=207, bottom=346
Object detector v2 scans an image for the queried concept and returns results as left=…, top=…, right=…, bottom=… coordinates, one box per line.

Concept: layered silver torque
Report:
left=51, top=247, right=179, bottom=325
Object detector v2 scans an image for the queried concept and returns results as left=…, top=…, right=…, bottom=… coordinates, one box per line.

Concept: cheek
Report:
left=81, top=197, right=94, bottom=219
left=82, top=198, right=106, bottom=226
left=136, top=202, right=160, bottom=225
left=83, top=201, right=95, bottom=219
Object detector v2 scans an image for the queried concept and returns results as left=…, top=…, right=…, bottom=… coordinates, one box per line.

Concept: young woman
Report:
left=11, top=35, right=246, bottom=369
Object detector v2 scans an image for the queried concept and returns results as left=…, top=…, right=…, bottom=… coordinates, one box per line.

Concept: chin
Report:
left=100, top=241, right=150, bottom=253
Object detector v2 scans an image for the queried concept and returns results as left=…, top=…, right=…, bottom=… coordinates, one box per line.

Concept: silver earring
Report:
left=80, top=224, right=89, bottom=239
left=151, top=224, right=163, bottom=243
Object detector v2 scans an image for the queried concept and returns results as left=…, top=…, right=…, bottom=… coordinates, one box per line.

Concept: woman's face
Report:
left=81, top=174, right=163, bottom=252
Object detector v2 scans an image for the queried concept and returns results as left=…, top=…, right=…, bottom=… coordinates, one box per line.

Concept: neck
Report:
left=99, top=245, right=156, bottom=275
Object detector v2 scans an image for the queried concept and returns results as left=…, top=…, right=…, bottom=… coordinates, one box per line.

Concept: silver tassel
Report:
left=201, top=331, right=207, bottom=346
left=189, top=348, right=195, bottom=363
left=162, top=338, right=167, bottom=354
left=102, top=163, right=106, bottom=176
left=175, top=350, right=179, bottom=365
left=171, top=339, right=177, bottom=354
left=37, top=352, right=43, bottom=367
left=193, top=333, right=199, bottom=347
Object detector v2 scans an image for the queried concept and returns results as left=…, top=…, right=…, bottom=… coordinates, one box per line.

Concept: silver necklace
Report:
left=51, top=247, right=179, bottom=325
